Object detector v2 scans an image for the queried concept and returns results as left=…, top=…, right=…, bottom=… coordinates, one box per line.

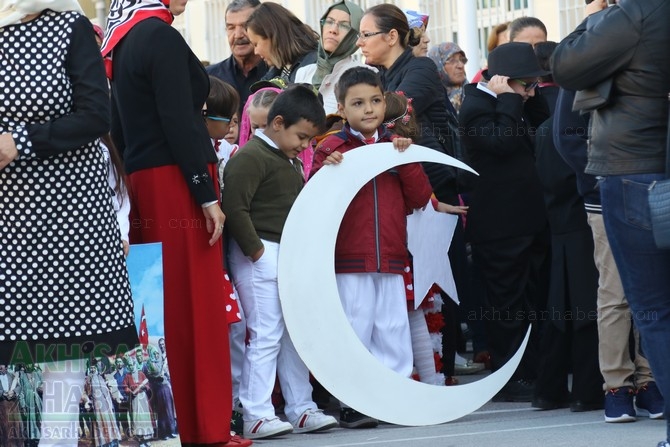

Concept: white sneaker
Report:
left=291, top=408, right=339, bottom=433
left=243, top=417, right=293, bottom=439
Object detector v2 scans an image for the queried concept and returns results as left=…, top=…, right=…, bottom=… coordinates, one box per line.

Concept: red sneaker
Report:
left=224, top=434, right=253, bottom=447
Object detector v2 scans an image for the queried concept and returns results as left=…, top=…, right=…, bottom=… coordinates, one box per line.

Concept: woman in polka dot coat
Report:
left=0, top=1, right=139, bottom=445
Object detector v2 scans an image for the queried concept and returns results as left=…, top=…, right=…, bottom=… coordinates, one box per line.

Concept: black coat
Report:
left=379, top=48, right=463, bottom=203
left=458, top=84, right=549, bottom=243
left=111, top=18, right=217, bottom=205
left=262, top=51, right=318, bottom=83
left=206, top=56, right=268, bottom=119
left=535, top=118, right=598, bottom=330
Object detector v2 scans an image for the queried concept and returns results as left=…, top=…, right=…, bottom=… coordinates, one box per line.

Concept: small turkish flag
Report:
left=138, top=304, right=149, bottom=348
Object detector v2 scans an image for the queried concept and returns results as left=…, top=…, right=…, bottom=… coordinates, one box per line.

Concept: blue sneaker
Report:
left=636, top=382, right=665, bottom=419
left=605, top=387, right=636, bottom=423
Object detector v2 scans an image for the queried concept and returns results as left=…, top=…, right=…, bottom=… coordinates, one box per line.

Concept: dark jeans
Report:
left=600, top=173, right=670, bottom=439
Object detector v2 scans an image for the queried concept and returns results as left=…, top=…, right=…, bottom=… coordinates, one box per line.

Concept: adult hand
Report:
left=487, top=75, right=515, bottom=95
left=203, top=203, right=226, bottom=246
left=0, top=133, right=19, bottom=170
left=586, top=0, right=607, bottom=16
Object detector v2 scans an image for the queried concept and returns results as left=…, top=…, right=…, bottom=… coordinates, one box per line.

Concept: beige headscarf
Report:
left=0, top=0, right=82, bottom=27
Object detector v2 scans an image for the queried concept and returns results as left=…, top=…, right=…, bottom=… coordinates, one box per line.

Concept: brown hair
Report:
left=509, top=17, right=547, bottom=42
left=251, top=89, right=280, bottom=110
left=487, top=22, right=509, bottom=53
left=207, top=76, right=240, bottom=119
left=100, top=134, right=127, bottom=203
left=245, top=2, right=318, bottom=69
left=365, top=4, right=421, bottom=49
left=383, top=92, right=418, bottom=139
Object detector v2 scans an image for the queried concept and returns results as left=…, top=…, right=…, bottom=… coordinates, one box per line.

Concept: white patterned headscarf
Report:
left=0, top=0, right=82, bottom=27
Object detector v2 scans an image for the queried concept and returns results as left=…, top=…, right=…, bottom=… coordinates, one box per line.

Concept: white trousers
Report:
left=39, top=359, right=86, bottom=447
left=229, top=239, right=315, bottom=422
left=229, top=286, right=246, bottom=409
left=336, top=273, right=413, bottom=377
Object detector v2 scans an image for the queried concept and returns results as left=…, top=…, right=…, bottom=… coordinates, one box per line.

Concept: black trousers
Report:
left=441, top=218, right=469, bottom=377
left=472, top=230, right=549, bottom=380
left=534, top=321, right=603, bottom=402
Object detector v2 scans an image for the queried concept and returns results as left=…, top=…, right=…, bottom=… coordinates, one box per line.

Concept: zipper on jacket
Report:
left=373, top=178, right=381, bottom=272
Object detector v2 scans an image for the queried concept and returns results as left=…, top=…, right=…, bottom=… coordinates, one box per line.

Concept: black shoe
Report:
left=231, top=409, right=244, bottom=435
left=339, top=408, right=378, bottom=429
left=532, top=396, right=569, bottom=410
left=570, top=399, right=605, bottom=412
left=492, top=379, right=535, bottom=402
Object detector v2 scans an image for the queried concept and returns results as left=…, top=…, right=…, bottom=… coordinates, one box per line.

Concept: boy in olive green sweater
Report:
left=221, top=85, right=336, bottom=440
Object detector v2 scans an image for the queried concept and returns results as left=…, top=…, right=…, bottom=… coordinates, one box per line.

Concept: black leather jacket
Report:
left=551, top=0, right=670, bottom=176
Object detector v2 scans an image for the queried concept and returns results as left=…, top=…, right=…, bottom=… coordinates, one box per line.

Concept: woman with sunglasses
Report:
left=458, top=42, right=551, bottom=402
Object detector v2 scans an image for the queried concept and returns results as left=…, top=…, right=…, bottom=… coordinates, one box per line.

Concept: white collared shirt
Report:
left=477, top=82, right=497, bottom=98
left=349, top=128, right=379, bottom=143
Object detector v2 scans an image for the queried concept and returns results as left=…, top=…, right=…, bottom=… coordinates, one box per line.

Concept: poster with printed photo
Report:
left=78, top=242, right=179, bottom=446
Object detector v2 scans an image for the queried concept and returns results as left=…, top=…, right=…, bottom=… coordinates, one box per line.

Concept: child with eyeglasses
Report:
left=204, top=76, right=240, bottom=186
left=202, top=76, right=249, bottom=436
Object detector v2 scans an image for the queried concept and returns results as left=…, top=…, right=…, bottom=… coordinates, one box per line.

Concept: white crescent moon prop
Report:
left=278, top=143, right=530, bottom=426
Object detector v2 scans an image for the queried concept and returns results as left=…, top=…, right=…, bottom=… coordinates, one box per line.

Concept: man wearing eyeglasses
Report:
left=458, top=41, right=551, bottom=403
left=207, top=0, right=268, bottom=132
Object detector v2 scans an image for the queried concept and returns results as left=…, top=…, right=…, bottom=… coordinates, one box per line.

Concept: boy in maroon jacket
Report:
left=310, top=67, right=433, bottom=428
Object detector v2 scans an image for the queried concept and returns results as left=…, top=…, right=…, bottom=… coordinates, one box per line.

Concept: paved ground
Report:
left=249, top=399, right=666, bottom=447
left=245, top=369, right=667, bottom=447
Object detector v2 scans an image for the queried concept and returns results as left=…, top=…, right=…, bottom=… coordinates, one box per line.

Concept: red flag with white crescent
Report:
left=139, top=304, right=149, bottom=348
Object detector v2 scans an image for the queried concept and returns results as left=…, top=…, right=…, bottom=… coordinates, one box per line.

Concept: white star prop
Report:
left=406, top=203, right=459, bottom=309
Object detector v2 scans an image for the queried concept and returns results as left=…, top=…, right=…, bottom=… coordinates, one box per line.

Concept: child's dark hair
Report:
left=267, top=84, right=326, bottom=132
left=335, top=67, right=383, bottom=104
left=383, top=92, right=418, bottom=139
left=100, top=134, right=127, bottom=203
left=207, top=76, right=240, bottom=119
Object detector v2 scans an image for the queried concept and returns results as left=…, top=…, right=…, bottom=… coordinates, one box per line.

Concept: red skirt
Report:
left=128, top=164, right=233, bottom=444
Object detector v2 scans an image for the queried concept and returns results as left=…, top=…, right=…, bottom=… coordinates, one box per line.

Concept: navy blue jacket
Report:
left=552, top=89, right=600, bottom=214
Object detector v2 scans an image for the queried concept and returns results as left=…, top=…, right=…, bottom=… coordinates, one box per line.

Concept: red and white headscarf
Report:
left=100, top=0, right=173, bottom=78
